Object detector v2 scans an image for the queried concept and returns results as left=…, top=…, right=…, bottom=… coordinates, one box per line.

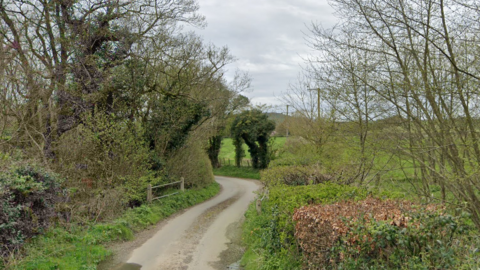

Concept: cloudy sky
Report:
left=187, top=0, right=339, bottom=107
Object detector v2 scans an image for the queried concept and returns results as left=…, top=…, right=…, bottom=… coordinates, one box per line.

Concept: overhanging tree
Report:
left=230, top=109, right=275, bottom=169
left=206, top=93, right=250, bottom=168
left=0, top=0, right=205, bottom=160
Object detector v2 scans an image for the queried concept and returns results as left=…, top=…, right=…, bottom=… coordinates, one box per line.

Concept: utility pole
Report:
left=307, top=88, right=320, bottom=119
left=286, top=104, right=290, bottom=137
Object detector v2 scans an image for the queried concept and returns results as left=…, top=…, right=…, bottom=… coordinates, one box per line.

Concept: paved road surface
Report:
left=112, top=176, right=261, bottom=270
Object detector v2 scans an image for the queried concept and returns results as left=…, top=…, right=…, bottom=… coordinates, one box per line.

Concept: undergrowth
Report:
left=1, top=182, right=220, bottom=270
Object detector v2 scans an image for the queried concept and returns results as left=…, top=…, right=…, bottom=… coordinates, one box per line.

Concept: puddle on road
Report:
left=110, top=262, right=142, bottom=270
left=227, top=260, right=243, bottom=270
left=209, top=220, right=246, bottom=270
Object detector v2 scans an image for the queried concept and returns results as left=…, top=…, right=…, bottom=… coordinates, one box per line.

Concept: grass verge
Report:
left=2, top=182, right=220, bottom=270
left=213, top=165, right=261, bottom=180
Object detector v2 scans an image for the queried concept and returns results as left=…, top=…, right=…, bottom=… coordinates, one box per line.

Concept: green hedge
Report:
left=260, top=165, right=331, bottom=187
left=328, top=210, right=478, bottom=269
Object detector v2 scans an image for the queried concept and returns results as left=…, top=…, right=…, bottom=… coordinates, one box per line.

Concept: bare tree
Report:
left=309, top=0, right=480, bottom=226
left=281, top=72, right=338, bottom=154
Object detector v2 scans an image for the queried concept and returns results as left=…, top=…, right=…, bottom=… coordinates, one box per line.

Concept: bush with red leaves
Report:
left=292, top=198, right=457, bottom=269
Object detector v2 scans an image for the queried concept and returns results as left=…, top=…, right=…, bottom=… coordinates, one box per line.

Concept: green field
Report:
left=218, top=137, right=287, bottom=160
left=213, top=137, right=287, bottom=179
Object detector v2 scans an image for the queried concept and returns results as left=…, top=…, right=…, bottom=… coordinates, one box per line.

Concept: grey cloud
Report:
left=188, top=0, right=338, bottom=105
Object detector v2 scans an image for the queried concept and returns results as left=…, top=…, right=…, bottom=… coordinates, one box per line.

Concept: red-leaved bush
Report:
left=293, top=198, right=441, bottom=268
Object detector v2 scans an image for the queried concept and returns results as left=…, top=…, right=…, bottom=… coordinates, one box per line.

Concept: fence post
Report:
left=147, top=184, right=152, bottom=204
left=375, top=174, right=381, bottom=187
left=247, top=160, right=250, bottom=167
left=256, top=199, right=262, bottom=214
left=181, top=177, right=185, bottom=192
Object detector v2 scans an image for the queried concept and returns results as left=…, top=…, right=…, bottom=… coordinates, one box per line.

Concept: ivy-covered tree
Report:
left=207, top=134, right=223, bottom=168
left=231, top=109, right=275, bottom=169
left=205, top=91, right=250, bottom=168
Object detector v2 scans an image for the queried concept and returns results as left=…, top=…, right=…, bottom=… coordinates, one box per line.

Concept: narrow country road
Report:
left=110, top=176, right=261, bottom=270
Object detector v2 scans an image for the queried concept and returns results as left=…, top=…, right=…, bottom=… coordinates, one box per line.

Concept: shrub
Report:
left=0, top=164, right=64, bottom=257
left=269, top=156, right=319, bottom=167
left=260, top=165, right=332, bottom=187
left=54, top=113, right=153, bottom=221
left=166, top=137, right=214, bottom=188
left=241, top=183, right=368, bottom=269
left=293, top=198, right=477, bottom=269
left=332, top=213, right=474, bottom=269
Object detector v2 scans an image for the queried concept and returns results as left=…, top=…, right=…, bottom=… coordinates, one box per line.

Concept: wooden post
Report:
left=228, top=159, right=231, bottom=166
left=181, top=177, right=185, bottom=192
left=147, top=184, right=152, bottom=204
left=256, top=199, right=262, bottom=214
left=375, top=174, right=381, bottom=188
left=247, top=160, right=250, bottom=167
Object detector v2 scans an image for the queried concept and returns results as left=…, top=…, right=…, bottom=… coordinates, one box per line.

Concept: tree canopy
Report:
left=0, top=0, right=250, bottom=219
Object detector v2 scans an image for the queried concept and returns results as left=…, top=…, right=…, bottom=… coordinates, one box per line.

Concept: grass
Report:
left=219, top=138, right=249, bottom=159
left=213, top=165, right=261, bottom=180
left=2, top=182, right=220, bottom=270
left=372, top=176, right=458, bottom=205
left=219, top=137, right=287, bottom=160
left=228, top=130, right=480, bottom=268
left=214, top=137, right=287, bottom=180
left=216, top=134, right=476, bottom=268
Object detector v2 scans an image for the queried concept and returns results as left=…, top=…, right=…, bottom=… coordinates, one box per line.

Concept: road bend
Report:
left=112, top=176, right=261, bottom=270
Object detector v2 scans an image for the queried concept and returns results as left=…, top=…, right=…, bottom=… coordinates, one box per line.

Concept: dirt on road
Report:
left=98, top=176, right=261, bottom=270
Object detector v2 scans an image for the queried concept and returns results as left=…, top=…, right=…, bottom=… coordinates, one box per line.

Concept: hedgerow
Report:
left=0, top=164, right=64, bottom=257
left=292, top=198, right=475, bottom=269
left=330, top=212, right=479, bottom=269
left=260, top=165, right=332, bottom=187
left=241, top=183, right=368, bottom=270
left=241, top=185, right=480, bottom=269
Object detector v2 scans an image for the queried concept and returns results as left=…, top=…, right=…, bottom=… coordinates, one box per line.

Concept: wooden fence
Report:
left=219, top=158, right=252, bottom=168
left=147, top=177, right=184, bottom=203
